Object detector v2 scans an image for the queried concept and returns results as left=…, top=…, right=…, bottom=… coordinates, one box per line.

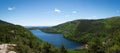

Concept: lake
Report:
left=30, top=30, right=81, bottom=49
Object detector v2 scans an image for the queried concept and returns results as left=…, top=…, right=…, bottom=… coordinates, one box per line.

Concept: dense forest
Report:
left=41, top=16, right=120, bottom=53
left=0, top=20, right=71, bottom=53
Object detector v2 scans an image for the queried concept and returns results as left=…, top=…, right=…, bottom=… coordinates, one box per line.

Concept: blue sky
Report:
left=0, top=0, right=120, bottom=26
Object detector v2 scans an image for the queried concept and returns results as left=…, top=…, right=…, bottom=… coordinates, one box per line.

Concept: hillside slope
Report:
left=0, top=20, right=66, bottom=53
left=41, top=16, right=120, bottom=53
left=41, top=16, right=120, bottom=43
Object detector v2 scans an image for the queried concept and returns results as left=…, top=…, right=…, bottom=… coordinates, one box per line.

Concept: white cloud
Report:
left=72, top=11, right=77, bottom=14
left=8, top=7, right=15, bottom=11
left=54, top=8, right=61, bottom=13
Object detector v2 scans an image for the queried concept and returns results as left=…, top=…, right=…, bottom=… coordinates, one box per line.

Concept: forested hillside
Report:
left=41, top=16, right=120, bottom=53
left=0, top=20, right=68, bottom=53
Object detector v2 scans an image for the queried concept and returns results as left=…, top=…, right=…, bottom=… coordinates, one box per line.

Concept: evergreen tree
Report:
left=60, top=44, right=68, bottom=53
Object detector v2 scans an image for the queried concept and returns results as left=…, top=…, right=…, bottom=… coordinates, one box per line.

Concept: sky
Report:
left=0, top=0, right=120, bottom=26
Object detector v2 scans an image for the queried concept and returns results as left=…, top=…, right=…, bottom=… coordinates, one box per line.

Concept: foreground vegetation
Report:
left=41, top=16, right=120, bottom=53
left=68, top=49, right=86, bottom=53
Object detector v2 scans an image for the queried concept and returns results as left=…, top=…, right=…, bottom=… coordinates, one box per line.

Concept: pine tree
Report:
left=60, top=44, right=67, bottom=53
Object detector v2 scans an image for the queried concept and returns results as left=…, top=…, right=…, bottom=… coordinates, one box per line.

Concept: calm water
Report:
left=30, top=30, right=80, bottom=49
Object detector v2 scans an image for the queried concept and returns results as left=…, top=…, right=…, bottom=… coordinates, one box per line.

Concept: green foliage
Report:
left=0, top=20, right=62, bottom=53
left=88, top=37, right=105, bottom=53
left=60, top=44, right=68, bottom=53
left=68, top=50, right=86, bottom=53
left=41, top=16, right=120, bottom=53
left=106, top=45, right=120, bottom=53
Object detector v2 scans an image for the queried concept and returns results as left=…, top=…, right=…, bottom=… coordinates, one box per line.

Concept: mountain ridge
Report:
left=41, top=16, right=120, bottom=53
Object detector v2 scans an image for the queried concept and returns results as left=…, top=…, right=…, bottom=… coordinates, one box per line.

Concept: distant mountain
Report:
left=41, top=16, right=120, bottom=53
left=27, top=26, right=51, bottom=30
